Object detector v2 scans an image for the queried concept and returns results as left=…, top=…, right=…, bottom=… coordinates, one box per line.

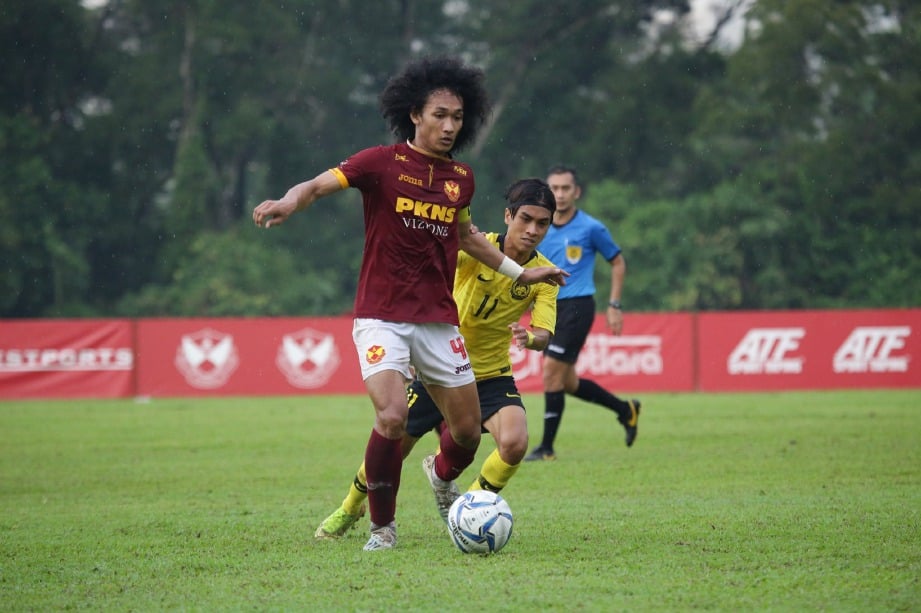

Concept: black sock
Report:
left=573, top=378, right=631, bottom=422
left=540, top=391, right=566, bottom=450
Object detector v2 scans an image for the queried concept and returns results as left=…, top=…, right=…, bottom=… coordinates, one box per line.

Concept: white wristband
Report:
left=497, top=256, right=525, bottom=280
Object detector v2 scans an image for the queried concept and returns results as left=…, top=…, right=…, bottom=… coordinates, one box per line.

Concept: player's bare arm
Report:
left=458, top=219, right=568, bottom=286
left=253, top=170, right=344, bottom=229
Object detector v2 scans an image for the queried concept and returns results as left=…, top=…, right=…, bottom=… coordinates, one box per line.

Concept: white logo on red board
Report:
left=511, top=334, right=664, bottom=380
left=276, top=328, right=340, bottom=389
left=0, top=347, right=133, bottom=372
left=728, top=328, right=805, bottom=375
left=578, top=334, right=664, bottom=376
left=175, top=328, right=239, bottom=389
left=833, top=326, right=910, bottom=373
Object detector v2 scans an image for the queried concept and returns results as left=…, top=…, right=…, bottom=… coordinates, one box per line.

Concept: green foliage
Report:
left=2, top=0, right=920, bottom=315
left=116, top=226, right=350, bottom=316
left=2, top=390, right=919, bottom=610
left=583, top=179, right=790, bottom=311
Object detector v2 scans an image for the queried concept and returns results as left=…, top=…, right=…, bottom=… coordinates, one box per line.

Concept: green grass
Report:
left=1, top=390, right=919, bottom=611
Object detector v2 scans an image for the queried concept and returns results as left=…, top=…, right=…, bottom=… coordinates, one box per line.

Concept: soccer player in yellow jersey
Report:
left=315, top=178, right=559, bottom=537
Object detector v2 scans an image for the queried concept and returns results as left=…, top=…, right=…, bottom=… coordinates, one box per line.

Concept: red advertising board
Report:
left=697, top=309, right=921, bottom=391
left=0, top=319, right=133, bottom=399
left=511, top=312, right=695, bottom=393
left=1, top=309, right=918, bottom=399
left=135, top=317, right=362, bottom=397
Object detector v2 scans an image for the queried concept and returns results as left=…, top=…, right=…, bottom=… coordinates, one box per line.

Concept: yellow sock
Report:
left=341, top=461, right=368, bottom=515
left=468, top=449, right=519, bottom=493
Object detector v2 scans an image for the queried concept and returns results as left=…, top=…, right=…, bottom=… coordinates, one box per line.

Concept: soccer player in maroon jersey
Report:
left=252, top=56, right=566, bottom=551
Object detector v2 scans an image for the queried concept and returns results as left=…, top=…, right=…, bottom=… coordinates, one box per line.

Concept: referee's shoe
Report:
left=620, top=399, right=641, bottom=447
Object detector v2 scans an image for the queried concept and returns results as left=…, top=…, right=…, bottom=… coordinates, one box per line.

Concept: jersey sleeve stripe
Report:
left=329, top=167, right=350, bottom=189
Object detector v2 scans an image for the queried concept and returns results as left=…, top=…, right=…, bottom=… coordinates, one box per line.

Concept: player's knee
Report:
left=542, top=368, right=566, bottom=390
left=375, top=406, right=407, bottom=438
left=498, top=436, right=528, bottom=464
left=449, top=423, right=480, bottom=449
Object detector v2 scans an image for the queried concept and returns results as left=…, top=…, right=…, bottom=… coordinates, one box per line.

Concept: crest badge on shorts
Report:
left=365, top=345, right=386, bottom=365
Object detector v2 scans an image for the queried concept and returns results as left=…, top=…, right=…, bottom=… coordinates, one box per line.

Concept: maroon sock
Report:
left=434, top=426, right=477, bottom=481
left=364, top=429, right=402, bottom=526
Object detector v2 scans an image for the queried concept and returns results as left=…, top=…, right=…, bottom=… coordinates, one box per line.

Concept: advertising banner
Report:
left=3, top=309, right=918, bottom=399
left=511, top=312, right=695, bottom=393
left=0, top=319, right=133, bottom=399
left=135, top=317, right=361, bottom=397
left=697, top=309, right=921, bottom=391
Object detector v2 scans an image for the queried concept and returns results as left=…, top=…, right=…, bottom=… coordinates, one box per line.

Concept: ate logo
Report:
left=728, top=328, right=805, bottom=375
left=833, top=326, right=910, bottom=373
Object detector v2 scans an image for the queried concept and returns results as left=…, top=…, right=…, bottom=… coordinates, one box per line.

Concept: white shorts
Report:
left=352, top=318, right=475, bottom=388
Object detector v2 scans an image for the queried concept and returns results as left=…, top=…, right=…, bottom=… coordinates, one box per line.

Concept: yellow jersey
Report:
left=454, top=233, right=558, bottom=380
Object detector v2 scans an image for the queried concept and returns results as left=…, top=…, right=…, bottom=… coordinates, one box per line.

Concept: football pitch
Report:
left=1, top=390, right=919, bottom=611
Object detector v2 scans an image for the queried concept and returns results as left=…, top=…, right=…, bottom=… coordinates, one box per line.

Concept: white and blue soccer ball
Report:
left=446, top=490, right=514, bottom=554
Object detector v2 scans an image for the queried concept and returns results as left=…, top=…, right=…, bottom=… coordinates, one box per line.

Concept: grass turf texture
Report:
left=1, top=390, right=919, bottom=611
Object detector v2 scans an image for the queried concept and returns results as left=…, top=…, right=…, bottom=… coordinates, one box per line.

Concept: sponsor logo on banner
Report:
left=577, top=334, right=664, bottom=376
left=276, top=328, right=340, bottom=388
left=833, top=326, right=911, bottom=373
left=0, top=347, right=133, bottom=372
left=175, top=328, right=239, bottom=389
left=728, top=328, right=805, bottom=375
left=511, top=334, right=663, bottom=379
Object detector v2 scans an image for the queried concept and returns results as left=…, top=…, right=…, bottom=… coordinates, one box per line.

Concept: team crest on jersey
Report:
left=366, top=344, right=386, bottom=365
left=509, top=281, right=530, bottom=301
left=565, top=245, right=583, bottom=264
left=444, top=180, right=460, bottom=203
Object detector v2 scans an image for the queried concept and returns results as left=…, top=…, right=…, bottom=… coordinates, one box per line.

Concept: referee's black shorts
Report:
left=544, top=295, right=595, bottom=364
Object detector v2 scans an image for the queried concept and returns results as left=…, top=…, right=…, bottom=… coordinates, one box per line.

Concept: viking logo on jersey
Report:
left=444, top=180, right=460, bottom=202
left=833, top=326, right=910, bottom=373
left=365, top=345, right=386, bottom=365
left=727, top=328, right=805, bottom=375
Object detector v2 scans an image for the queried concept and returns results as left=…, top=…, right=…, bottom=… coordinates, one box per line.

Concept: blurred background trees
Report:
left=1, top=0, right=918, bottom=317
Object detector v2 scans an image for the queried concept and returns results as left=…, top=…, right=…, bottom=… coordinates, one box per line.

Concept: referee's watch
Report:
left=608, top=300, right=623, bottom=310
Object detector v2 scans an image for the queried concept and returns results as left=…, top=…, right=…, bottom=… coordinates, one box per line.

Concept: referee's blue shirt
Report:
left=540, top=210, right=621, bottom=300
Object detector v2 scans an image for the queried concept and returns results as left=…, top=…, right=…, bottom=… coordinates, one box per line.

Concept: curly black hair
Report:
left=380, top=56, right=491, bottom=154
left=505, top=178, right=556, bottom=216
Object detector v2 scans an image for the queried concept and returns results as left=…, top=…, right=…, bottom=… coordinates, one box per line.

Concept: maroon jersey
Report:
left=330, top=141, right=475, bottom=325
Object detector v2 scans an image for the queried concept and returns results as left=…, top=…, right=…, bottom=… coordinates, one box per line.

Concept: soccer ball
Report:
left=446, top=490, right=513, bottom=554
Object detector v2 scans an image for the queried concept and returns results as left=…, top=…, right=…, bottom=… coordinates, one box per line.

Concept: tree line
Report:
left=2, top=0, right=918, bottom=318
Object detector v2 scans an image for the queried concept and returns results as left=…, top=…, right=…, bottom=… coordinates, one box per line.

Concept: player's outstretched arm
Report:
left=253, top=170, right=344, bottom=229
left=458, top=220, right=567, bottom=286
left=518, top=266, right=568, bottom=287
